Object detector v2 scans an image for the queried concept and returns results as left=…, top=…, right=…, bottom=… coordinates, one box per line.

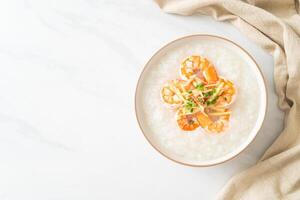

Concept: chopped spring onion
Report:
left=203, top=89, right=216, bottom=97
left=206, top=96, right=218, bottom=105
left=195, top=83, right=204, bottom=91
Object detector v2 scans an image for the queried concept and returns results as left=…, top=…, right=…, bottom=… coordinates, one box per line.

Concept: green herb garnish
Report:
left=203, top=88, right=217, bottom=97
left=195, top=83, right=204, bottom=91
left=206, top=96, right=219, bottom=105
left=185, top=99, right=196, bottom=107
left=185, top=107, right=194, bottom=113
left=204, top=91, right=213, bottom=97
left=198, top=97, right=204, bottom=103
left=185, top=99, right=196, bottom=113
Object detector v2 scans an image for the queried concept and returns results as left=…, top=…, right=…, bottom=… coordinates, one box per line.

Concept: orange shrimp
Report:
left=176, top=108, right=200, bottom=131
left=196, top=112, right=213, bottom=128
left=161, top=80, right=185, bottom=106
left=206, top=108, right=231, bottom=133
left=180, top=56, right=200, bottom=80
left=216, top=78, right=236, bottom=106
left=199, top=57, right=219, bottom=84
left=180, top=56, right=219, bottom=84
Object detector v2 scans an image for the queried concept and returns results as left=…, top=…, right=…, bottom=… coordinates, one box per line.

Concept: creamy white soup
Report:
left=138, top=38, right=264, bottom=165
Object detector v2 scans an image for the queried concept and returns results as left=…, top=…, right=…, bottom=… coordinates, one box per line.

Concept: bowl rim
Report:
left=134, top=34, right=268, bottom=167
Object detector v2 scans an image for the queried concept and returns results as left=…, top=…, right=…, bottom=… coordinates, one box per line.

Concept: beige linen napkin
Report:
left=154, top=0, right=300, bottom=199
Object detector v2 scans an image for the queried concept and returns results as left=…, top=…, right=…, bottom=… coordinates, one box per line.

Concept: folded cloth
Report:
left=154, top=0, right=300, bottom=199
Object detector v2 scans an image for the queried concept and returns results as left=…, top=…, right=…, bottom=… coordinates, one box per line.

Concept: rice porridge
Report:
left=137, top=36, right=265, bottom=165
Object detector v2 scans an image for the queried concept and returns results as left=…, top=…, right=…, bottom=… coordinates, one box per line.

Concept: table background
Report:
left=0, top=0, right=284, bottom=199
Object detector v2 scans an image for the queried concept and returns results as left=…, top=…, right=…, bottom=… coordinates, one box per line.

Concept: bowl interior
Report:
left=135, top=35, right=267, bottom=166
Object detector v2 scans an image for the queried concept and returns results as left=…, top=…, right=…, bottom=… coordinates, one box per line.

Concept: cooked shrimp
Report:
left=176, top=108, right=200, bottom=131
left=196, top=57, right=219, bottom=84
left=196, top=112, right=213, bottom=128
left=216, top=78, right=236, bottom=106
left=207, top=117, right=230, bottom=133
left=180, top=56, right=200, bottom=80
left=180, top=56, right=219, bottom=84
left=206, top=109, right=230, bottom=133
left=207, top=121, right=226, bottom=133
left=161, top=80, right=185, bottom=106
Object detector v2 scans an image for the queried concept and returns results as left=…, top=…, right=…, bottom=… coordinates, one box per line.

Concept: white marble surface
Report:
left=0, top=0, right=284, bottom=199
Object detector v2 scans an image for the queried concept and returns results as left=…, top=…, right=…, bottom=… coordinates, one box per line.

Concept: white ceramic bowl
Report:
left=135, top=35, right=267, bottom=167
